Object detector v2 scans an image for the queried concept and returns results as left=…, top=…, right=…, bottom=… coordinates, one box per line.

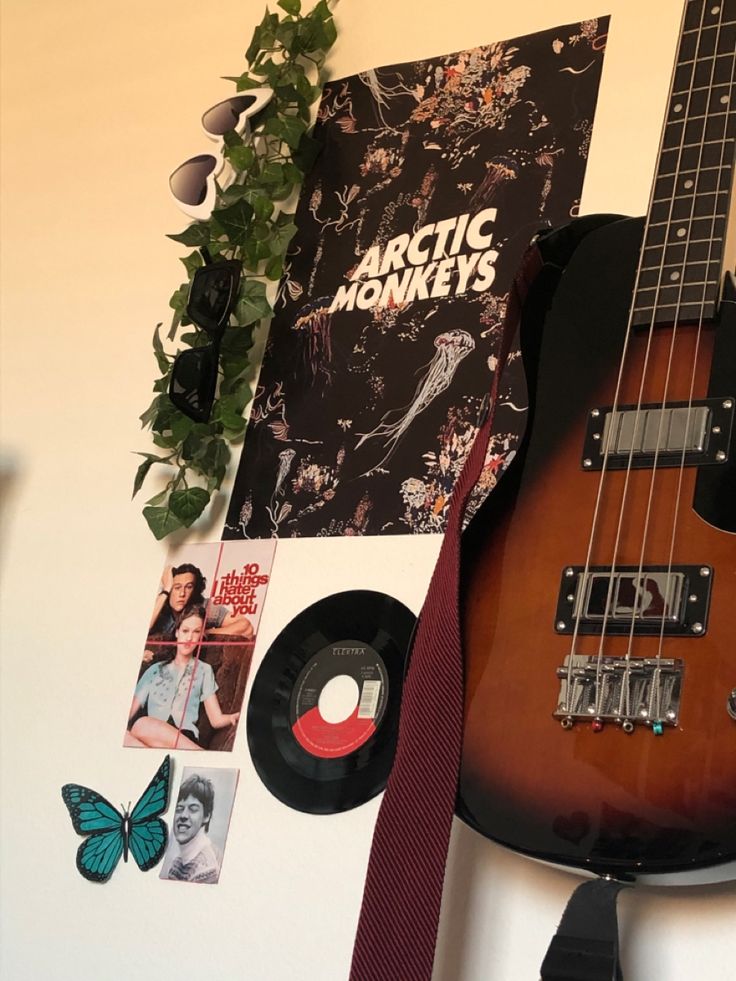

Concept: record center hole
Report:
left=318, top=675, right=360, bottom=724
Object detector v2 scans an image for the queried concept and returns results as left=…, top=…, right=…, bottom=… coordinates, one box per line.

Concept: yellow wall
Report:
left=1, top=1, right=733, bottom=978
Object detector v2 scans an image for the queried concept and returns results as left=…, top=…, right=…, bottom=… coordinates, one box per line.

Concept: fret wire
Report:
left=635, top=302, right=718, bottom=311
left=639, top=260, right=722, bottom=271
left=671, top=81, right=732, bottom=95
left=665, top=110, right=730, bottom=122
left=683, top=20, right=736, bottom=33
left=658, top=164, right=725, bottom=176
left=675, top=52, right=735, bottom=67
left=645, top=238, right=724, bottom=249
left=637, top=281, right=719, bottom=292
left=661, top=138, right=735, bottom=148
left=647, top=213, right=727, bottom=226
left=651, top=190, right=730, bottom=203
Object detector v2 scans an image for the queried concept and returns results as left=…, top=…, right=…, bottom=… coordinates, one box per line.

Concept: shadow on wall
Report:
left=0, top=449, right=22, bottom=576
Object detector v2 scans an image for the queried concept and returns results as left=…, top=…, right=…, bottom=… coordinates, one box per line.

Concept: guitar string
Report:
left=653, top=13, right=736, bottom=672
left=606, top=1, right=733, bottom=722
left=588, top=0, right=713, bottom=720
left=562, top=0, right=702, bottom=720
left=619, top=0, right=733, bottom=725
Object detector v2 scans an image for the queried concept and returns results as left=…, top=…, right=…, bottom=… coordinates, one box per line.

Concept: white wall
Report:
left=1, top=1, right=734, bottom=978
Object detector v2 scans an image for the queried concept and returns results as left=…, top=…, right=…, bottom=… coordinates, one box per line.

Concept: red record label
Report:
left=290, top=639, right=389, bottom=759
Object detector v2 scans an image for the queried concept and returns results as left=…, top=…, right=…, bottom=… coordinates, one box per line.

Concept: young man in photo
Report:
left=147, top=563, right=255, bottom=647
left=165, top=774, right=221, bottom=884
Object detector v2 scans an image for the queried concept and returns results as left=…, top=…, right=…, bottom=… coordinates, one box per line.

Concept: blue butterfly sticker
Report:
left=61, top=755, right=171, bottom=883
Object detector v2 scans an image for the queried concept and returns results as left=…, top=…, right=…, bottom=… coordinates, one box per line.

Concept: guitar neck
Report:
left=633, top=0, right=736, bottom=328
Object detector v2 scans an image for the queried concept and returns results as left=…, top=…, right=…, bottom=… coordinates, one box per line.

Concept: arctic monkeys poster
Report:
left=224, top=18, right=609, bottom=539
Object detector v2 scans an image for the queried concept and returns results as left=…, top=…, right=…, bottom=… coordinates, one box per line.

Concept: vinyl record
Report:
left=247, top=590, right=416, bottom=814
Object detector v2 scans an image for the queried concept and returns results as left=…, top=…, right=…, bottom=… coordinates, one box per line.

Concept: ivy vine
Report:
left=134, top=0, right=337, bottom=540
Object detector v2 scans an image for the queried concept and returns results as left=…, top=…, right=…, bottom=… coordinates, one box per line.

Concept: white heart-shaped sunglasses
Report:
left=169, top=87, right=273, bottom=221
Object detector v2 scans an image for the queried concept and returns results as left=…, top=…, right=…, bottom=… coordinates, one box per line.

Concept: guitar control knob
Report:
left=727, top=689, right=736, bottom=722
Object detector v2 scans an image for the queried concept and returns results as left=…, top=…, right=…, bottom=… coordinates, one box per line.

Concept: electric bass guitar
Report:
left=459, top=0, right=736, bottom=878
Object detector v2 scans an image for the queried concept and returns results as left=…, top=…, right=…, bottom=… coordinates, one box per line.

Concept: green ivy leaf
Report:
left=221, top=354, right=250, bottom=380
left=200, top=437, right=231, bottom=476
left=218, top=183, right=252, bottom=206
left=251, top=58, right=280, bottom=84
left=132, top=453, right=172, bottom=498
left=170, top=411, right=196, bottom=443
left=293, top=73, right=320, bottom=105
left=167, top=223, right=211, bottom=247
left=143, top=505, right=184, bottom=540
left=225, top=143, right=255, bottom=170
left=265, top=254, right=284, bottom=280
left=246, top=11, right=278, bottom=64
left=223, top=378, right=251, bottom=413
left=146, top=488, right=171, bottom=507
left=222, top=129, right=243, bottom=149
left=215, top=397, right=247, bottom=434
left=257, top=161, right=283, bottom=185
left=181, top=424, right=215, bottom=462
left=277, top=0, right=300, bottom=14
left=241, top=188, right=274, bottom=220
left=169, top=487, right=211, bottom=527
left=263, top=114, right=307, bottom=149
left=273, top=223, right=297, bottom=258
left=236, top=280, right=271, bottom=325
left=282, top=162, right=303, bottom=184
left=180, top=251, right=204, bottom=277
left=210, top=198, right=254, bottom=244
left=140, top=394, right=167, bottom=429
left=233, top=74, right=265, bottom=92
left=169, top=284, right=189, bottom=314
left=153, top=431, right=179, bottom=450
left=221, top=325, right=255, bottom=360
left=151, top=324, right=170, bottom=374
left=275, top=19, right=297, bottom=47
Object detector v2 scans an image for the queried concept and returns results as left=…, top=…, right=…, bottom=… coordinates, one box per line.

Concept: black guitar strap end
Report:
left=540, top=877, right=630, bottom=981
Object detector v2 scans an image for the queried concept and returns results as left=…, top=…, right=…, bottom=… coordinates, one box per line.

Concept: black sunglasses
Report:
left=168, top=249, right=242, bottom=422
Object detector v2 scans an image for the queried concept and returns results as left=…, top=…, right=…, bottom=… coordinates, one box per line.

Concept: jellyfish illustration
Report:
left=356, top=329, right=475, bottom=473
left=272, top=448, right=296, bottom=503
left=265, top=448, right=296, bottom=535
left=292, top=297, right=335, bottom=386
left=239, top=496, right=253, bottom=538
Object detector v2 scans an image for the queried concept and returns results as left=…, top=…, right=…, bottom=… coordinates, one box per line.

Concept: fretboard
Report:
left=633, top=0, right=736, bottom=328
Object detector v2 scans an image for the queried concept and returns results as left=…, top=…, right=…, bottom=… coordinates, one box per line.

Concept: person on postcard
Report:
left=125, top=605, right=240, bottom=749
left=165, top=774, right=221, bottom=884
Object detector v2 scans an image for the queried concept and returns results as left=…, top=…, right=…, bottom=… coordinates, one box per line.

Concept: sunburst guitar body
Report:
left=459, top=212, right=736, bottom=878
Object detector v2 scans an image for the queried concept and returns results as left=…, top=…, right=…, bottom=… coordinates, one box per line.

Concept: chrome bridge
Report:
left=554, top=654, right=684, bottom=732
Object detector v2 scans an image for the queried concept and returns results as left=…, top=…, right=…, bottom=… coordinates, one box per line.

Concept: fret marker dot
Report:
left=684, top=179, right=694, bottom=189
left=711, top=5, right=720, bottom=13
left=721, top=95, right=729, bottom=105
left=677, top=228, right=686, bottom=238
left=674, top=103, right=683, bottom=113
left=670, top=271, right=681, bottom=281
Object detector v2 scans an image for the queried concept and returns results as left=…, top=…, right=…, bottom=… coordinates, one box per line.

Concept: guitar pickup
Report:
left=554, top=565, right=712, bottom=637
left=581, top=397, right=733, bottom=470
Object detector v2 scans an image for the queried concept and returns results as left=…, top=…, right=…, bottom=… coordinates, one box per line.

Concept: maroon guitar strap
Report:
left=348, top=240, right=546, bottom=981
